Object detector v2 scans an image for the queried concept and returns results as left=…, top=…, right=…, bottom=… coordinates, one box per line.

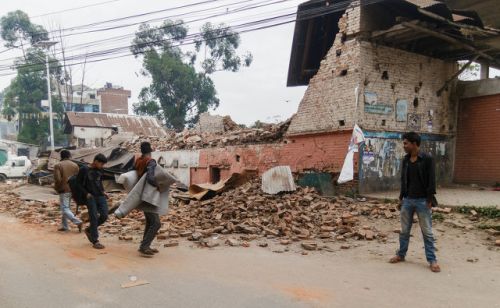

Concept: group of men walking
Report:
left=53, top=133, right=441, bottom=271
left=53, top=142, right=162, bottom=257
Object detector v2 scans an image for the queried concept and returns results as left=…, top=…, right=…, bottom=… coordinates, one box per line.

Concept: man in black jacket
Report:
left=389, top=132, right=440, bottom=273
left=78, top=154, right=109, bottom=249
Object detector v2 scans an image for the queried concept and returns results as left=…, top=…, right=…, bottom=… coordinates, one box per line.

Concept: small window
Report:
left=89, top=94, right=96, bottom=99
left=14, top=160, right=26, bottom=167
left=339, top=120, right=345, bottom=126
left=381, top=71, right=389, bottom=80
left=338, top=69, right=348, bottom=76
left=340, top=33, right=347, bottom=43
left=381, top=120, right=386, bottom=126
left=413, top=97, right=419, bottom=108
left=336, top=49, right=342, bottom=57
left=236, top=155, right=241, bottom=162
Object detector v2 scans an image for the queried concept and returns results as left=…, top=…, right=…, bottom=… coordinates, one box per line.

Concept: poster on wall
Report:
left=364, top=91, right=377, bottom=105
left=396, top=99, right=408, bottom=122
left=364, top=91, right=393, bottom=114
left=365, top=104, right=393, bottom=114
left=407, top=113, right=421, bottom=131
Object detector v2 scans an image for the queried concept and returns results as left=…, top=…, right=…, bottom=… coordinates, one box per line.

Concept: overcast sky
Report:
left=0, top=0, right=307, bottom=125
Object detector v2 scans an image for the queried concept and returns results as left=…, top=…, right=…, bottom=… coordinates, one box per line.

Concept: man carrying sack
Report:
left=115, top=142, right=176, bottom=257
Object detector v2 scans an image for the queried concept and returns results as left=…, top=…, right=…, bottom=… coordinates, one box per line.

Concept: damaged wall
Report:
left=359, top=131, right=451, bottom=193
left=287, top=4, right=363, bottom=136
left=357, top=42, right=457, bottom=135
left=194, top=113, right=225, bottom=134
left=189, top=131, right=352, bottom=185
left=285, top=1, right=461, bottom=192
left=287, top=3, right=457, bottom=137
left=71, top=126, right=114, bottom=147
left=152, top=150, right=200, bottom=186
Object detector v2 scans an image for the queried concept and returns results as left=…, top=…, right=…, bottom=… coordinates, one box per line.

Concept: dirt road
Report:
left=0, top=214, right=498, bottom=308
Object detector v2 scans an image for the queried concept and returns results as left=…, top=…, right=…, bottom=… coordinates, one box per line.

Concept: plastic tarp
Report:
left=338, top=125, right=365, bottom=184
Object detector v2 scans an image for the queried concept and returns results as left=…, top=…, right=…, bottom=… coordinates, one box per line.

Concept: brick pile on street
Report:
left=1, top=182, right=499, bottom=252
left=123, top=118, right=292, bottom=152
left=161, top=180, right=398, bottom=251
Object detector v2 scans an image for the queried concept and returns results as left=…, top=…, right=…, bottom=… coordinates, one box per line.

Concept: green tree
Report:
left=131, top=20, right=252, bottom=130
left=1, top=10, right=48, bottom=60
left=1, top=11, right=65, bottom=145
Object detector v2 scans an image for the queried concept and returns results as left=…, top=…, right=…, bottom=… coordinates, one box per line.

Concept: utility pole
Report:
left=34, top=41, right=58, bottom=151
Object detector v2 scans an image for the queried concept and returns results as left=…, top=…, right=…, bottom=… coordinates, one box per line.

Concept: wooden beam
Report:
left=401, top=21, right=499, bottom=65
left=417, top=8, right=499, bottom=37
left=436, top=55, right=480, bottom=96
left=300, top=19, right=315, bottom=78
left=371, top=21, right=420, bottom=38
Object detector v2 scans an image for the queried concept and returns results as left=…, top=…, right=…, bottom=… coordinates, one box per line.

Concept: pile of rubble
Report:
left=0, top=180, right=397, bottom=251
left=159, top=180, right=397, bottom=249
left=124, top=118, right=292, bottom=152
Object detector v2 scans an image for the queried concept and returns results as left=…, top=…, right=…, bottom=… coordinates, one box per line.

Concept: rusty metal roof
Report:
left=64, top=112, right=167, bottom=137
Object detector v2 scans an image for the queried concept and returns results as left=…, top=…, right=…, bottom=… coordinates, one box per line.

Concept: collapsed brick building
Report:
left=284, top=0, right=500, bottom=192
left=136, top=0, right=500, bottom=194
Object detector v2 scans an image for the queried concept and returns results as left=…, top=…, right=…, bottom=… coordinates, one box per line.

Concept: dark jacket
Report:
left=399, top=152, right=437, bottom=205
left=78, top=165, right=105, bottom=198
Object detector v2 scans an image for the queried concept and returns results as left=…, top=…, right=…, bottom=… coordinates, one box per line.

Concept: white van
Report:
left=0, top=156, right=32, bottom=181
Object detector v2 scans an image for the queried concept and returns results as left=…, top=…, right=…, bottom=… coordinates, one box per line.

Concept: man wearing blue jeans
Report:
left=54, top=150, right=82, bottom=232
left=77, top=154, right=109, bottom=249
left=390, top=132, right=441, bottom=273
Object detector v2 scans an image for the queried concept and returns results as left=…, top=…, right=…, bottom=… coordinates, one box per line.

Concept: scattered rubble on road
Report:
left=0, top=180, right=499, bottom=254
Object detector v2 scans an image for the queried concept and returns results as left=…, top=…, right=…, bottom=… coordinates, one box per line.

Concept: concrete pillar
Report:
left=480, top=61, right=490, bottom=79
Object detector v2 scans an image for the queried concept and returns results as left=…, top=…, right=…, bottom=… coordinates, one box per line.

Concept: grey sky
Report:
left=0, top=0, right=307, bottom=125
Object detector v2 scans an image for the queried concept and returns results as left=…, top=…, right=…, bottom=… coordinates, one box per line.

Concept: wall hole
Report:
left=381, top=71, right=389, bottom=80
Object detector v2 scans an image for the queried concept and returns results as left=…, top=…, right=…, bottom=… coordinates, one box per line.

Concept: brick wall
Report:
left=287, top=6, right=362, bottom=135
left=454, top=94, right=500, bottom=185
left=358, top=42, right=456, bottom=135
left=97, top=88, right=131, bottom=114
left=195, top=113, right=225, bottom=134
left=287, top=2, right=457, bottom=137
left=189, top=131, right=353, bottom=185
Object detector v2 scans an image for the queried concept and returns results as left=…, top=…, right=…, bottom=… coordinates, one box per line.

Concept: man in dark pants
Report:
left=134, top=142, right=161, bottom=257
left=78, top=154, right=109, bottom=249
left=390, top=132, right=441, bottom=273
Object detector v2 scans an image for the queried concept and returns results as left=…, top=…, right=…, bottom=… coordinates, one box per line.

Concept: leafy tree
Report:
left=131, top=20, right=252, bottom=130
left=458, top=61, right=481, bottom=81
left=1, top=11, right=65, bottom=145
left=1, top=10, right=48, bottom=60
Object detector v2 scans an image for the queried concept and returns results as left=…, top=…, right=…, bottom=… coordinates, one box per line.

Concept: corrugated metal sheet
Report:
left=152, top=150, right=200, bottom=186
left=261, top=166, right=296, bottom=195
left=65, top=112, right=167, bottom=137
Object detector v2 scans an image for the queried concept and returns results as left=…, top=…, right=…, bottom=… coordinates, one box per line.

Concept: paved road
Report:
left=0, top=214, right=499, bottom=308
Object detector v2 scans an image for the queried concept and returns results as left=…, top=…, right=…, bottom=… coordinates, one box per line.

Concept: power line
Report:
left=0, top=0, right=382, bottom=77
left=0, top=0, right=290, bottom=64
left=30, top=0, right=122, bottom=19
